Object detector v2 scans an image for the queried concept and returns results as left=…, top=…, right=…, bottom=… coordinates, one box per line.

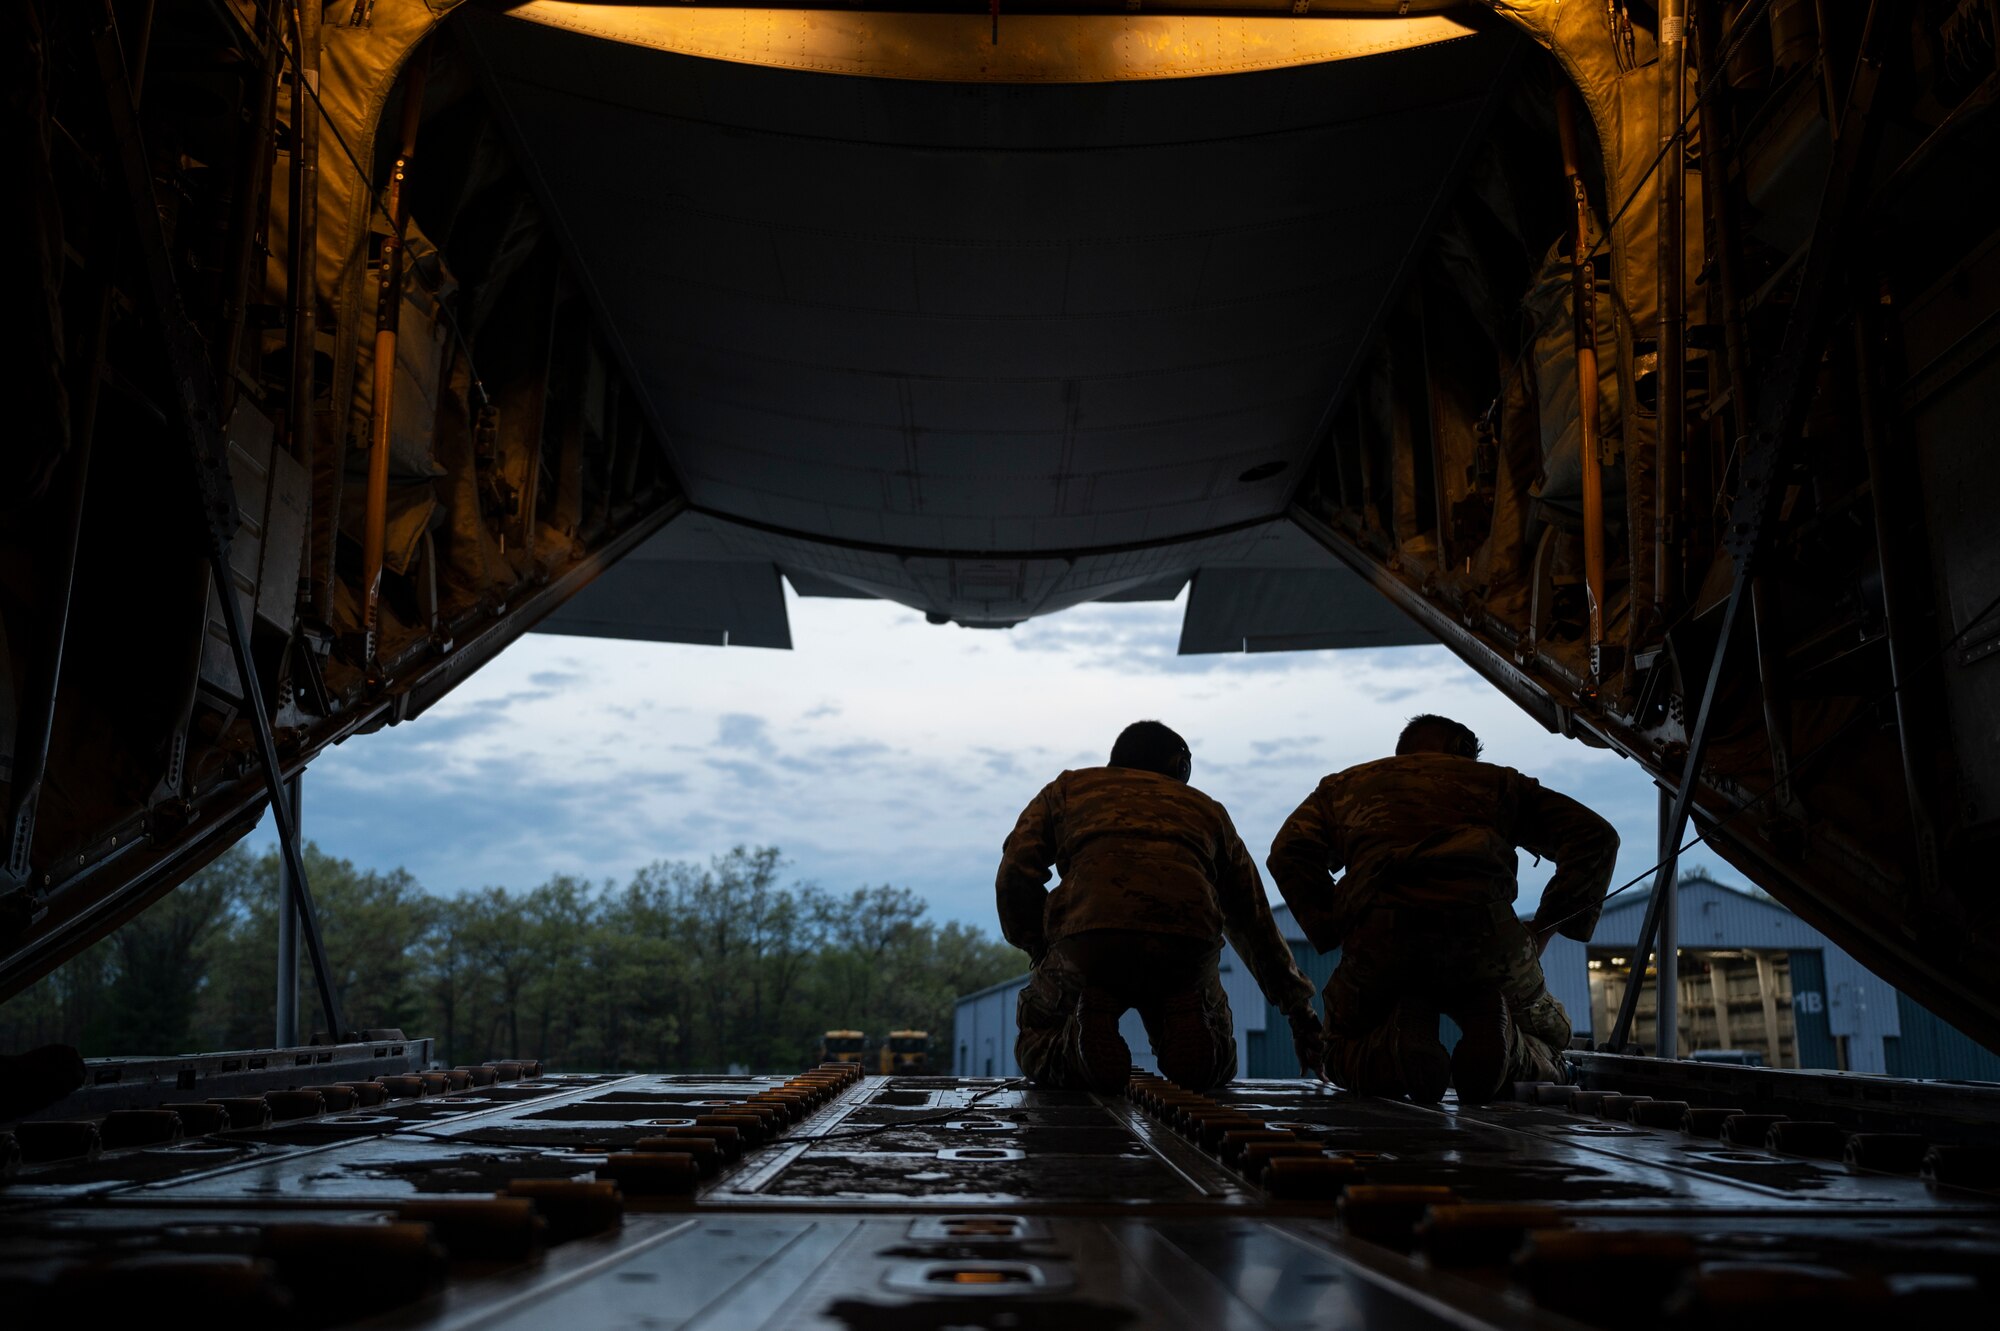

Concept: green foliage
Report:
left=0, top=844, right=1023, bottom=1072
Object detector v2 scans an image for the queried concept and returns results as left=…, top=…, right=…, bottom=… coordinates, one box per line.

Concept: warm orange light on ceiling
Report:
left=506, top=3, right=1480, bottom=83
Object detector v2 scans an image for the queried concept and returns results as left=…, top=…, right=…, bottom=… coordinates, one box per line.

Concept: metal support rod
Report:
left=1656, top=784, right=1679, bottom=1058
left=1747, top=573, right=1796, bottom=807
left=362, top=51, right=427, bottom=666
left=1657, top=0, right=1688, bottom=619
left=1611, top=0, right=1890, bottom=1054
left=1854, top=310, right=1942, bottom=901
left=87, top=0, right=345, bottom=1039
left=212, top=399, right=346, bottom=1039
left=276, top=775, right=301, bottom=1048
left=1557, top=84, right=1609, bottom=684
left=1609, top=588, right=1741, bottom=1052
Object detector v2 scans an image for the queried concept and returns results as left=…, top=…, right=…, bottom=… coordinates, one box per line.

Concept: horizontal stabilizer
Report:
left=1179, top=567, right=1430, bottom=654
left=537, top=559, right=792, bottom=648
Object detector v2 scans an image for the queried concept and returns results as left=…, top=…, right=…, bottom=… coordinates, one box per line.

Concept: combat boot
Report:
left=1391, top=1004, right=1452, bottom=1105
left=1446, top=987, right=1511, bottom=1105
left=1076, top=988, right=1134, bottom=1095
left=1155, top=988, right=1228, bottom=1090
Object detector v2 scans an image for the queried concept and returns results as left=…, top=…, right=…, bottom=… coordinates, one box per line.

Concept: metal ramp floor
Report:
left=4, top=1068, right=1998, bottom=1327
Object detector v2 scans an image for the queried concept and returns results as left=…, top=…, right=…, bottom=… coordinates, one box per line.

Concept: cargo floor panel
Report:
left=700, top=1084, right=1255, bottom=1208
left=374, top=1215, right=1384, bottom=1331
left=9, top=1074, right=2000, bottom=1327
left=1207, top=1082, right=2000, bottom=1211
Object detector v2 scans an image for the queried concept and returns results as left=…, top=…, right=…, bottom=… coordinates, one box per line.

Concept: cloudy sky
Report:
left=259, top=586, right=1722, bottom=933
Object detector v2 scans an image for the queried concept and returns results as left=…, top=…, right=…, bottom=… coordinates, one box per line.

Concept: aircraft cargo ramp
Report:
left=6, top=1061, right=1999, bottom=1327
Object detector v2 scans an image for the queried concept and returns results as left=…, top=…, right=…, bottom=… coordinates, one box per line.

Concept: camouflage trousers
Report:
left=1016, top=930, right=1238, bottom=1091
left=1321, top=912, right=1572, bottom=1095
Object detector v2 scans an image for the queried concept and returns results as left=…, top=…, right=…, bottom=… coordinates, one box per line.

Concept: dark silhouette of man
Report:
left=997, top=720, right=1323, bottom=1093
left=1267, top=715, right=1618, bottom=1104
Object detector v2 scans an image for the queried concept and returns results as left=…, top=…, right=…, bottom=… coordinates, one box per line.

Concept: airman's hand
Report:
left=1286, top=1006, right=1327, bottom=1080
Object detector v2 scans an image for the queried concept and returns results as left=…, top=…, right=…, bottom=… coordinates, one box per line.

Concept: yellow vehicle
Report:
left=879, top=1030, right=930, bottom=1075
left=820, top=1030, right=867, bottom=1066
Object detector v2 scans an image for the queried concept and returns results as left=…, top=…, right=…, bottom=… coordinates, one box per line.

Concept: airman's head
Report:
left=1110, top=720, right=1193, bottom=784
left=1396, top=714, right=1482, bottom=760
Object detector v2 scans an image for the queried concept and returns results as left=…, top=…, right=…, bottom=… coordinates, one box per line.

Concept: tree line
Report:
left=0, top=844, right=1024, bottom=1071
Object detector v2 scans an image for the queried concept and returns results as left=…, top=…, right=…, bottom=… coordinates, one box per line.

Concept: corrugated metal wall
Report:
left=951, top=976, right=1023, bottom=1077
left=1884, top=992, right=2000, bottom=1081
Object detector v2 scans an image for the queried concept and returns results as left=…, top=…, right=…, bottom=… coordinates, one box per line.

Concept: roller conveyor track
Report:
left=4, top=1068, right=1999, bottom=1327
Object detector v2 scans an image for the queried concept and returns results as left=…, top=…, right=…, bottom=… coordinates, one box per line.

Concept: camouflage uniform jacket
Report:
left=1266, top=754, right=1619, bottom=952
left=997, top=767, right=1315, bottom=1014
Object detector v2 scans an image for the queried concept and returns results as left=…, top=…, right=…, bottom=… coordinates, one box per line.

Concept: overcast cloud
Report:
left=257, top=587, right=1720, bottom=931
